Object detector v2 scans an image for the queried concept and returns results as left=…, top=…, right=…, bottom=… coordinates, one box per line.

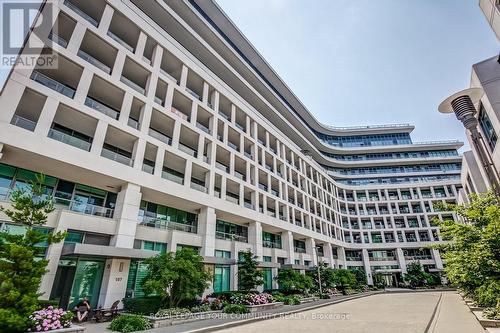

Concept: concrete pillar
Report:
left=306, top=237, right=317, bottom=266
left=431, top=249, right=444, bottom=270
left=97, top=5, right=114, bottom=34
left=282, top=231, right=294, bottom=264
left=90, top=120, right=108, bottom=155
left=199, top=207, right=216, bottom=257
left=337, top=247, right=346, bottom=269
left=98, top=258, right=130, bottom=308
left=396, top=248, right=408, bottom=274
left=34, top=97, right=59, bottom=136
left=362, top=249, right=373, bottom=285
left=111, top=183, right=142, bottom=248
left=66, top=22, right=85, bottom=54
left=248, top=221, right=262, bottom=260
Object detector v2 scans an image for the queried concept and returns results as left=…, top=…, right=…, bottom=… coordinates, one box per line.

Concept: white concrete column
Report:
left=431, top=249, right=444, bottom=270
left=139, top=104, right=153, bottom=134
left=199, top=207, right=216, bottom=257
left=282, top=231, right=294, bottom=264
left=97, top=5, right=114, bottom=34
left=132, top=139, right=146, bottom=170
left=66, top=22, right=86, bottom=54
left=111, top=183, right=142, bottom=248
left=396, top=248, right=408, bottom=274
left=98, top=258, right=130, bottom=308
left=90, top=120, right=108, bottom=155
left=362, top=249, right=373, bottom=285
left=154, top=147, right=165, bottom=176
left=135, top=32, right=147, bottom=59
left=337, top=247, right=346, bottom=269
left=118, top=93, right=133, bottom=125
left=248, top=221, right=262, bottom=260
left=74, top=68, right=93, bottom=104
left=179, top=65, right=189, bottom=88
left=184, top=160, right=192, bottom=188
left=34, top=97, right=59, bottom=136
left=111, top=51, right=126, bottom=80
left=306, top=237, right=317, bottom=266
left=323, top=243, right=334, bottom=268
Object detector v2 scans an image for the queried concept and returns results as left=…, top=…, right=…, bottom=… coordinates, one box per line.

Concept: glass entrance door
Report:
left=68, top=259, right=105, bottom=309
left=213, top=265, right=230, bottom=292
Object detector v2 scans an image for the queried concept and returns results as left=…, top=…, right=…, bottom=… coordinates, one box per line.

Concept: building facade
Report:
left=0, top=0, right=462, bottom=309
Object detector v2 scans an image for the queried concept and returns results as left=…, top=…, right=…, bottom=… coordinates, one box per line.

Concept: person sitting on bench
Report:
left=74, top=297, right=91, bottom=322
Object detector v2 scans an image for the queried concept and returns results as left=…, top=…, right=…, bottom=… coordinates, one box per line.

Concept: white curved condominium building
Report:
left=0, top=0, right=463, bottom=309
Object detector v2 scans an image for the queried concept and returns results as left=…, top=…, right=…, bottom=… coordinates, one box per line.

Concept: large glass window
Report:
left=479, top=104, right=498, bottom=150
left=263, top=268, right=272, bottom=290
left=126, top=260, right=149, bottom=298
left=213, top=265, right=230, bottom=292
left=215, top=220, right=248, bottom=242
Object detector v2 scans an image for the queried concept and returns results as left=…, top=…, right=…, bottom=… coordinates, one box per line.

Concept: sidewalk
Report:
left=84, top=292, right=379, bottom=333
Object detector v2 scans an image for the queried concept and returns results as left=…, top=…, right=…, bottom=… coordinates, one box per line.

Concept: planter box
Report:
left=299, top=297, right=318, bottom=304
left=472, top=311, right=500, bottom=328
left=146, top=311, right=222, bottom=329
left=245, top=302, right=284, bottom=313
left=27, top=326, right=85, bottom=333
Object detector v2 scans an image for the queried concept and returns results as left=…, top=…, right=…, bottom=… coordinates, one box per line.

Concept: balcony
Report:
left=48, top=127, right=92, bottom=151
left=149, top=128, right=172, bottom=145
left=49, top=32, right=68, bottom=48
left=170, top=107, right=190, bottom=121
left=31, top=71, right=75, bottom=98
left=121, top=76, right=145, bottom=95
left=196, top=122, right=211, bottom=134
left=101, top=145, right=133, bottom=166
left=85, top=96, right=119, bottom=120
left=294, top=247, right=306, bottom=254
left=263, top=241, right=282, bottom=249
left=107, top=30, right=134, bottom=52
left=63, top=0, right=98, bottom=27
left=55, top=197, right=114, bottom=218
left=140, top=216, right=197, bottom=234
left=215, top=231, right=248, bottom=243
left=215, top=161, right=229, bottom=173
left=185, top=87, right=201, bottom=101
left=11, top=115, right=36, bottom=131
left=178, top=143, right=197, bottom=158
left=190, top=181, right=208, bottom=193
left=128, top=117, right=140, bottom=130
left=78, top=49, right=111, bottom=74
left=162, top=168, right=184, bottom=185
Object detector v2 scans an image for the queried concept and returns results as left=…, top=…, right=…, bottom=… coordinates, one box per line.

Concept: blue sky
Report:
left=216, top=0, right=499, bottom=149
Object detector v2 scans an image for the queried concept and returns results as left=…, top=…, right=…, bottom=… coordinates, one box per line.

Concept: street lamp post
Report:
left=315, top=246, right=322, bottom=295
left=439, top=88, right=500, bottom=196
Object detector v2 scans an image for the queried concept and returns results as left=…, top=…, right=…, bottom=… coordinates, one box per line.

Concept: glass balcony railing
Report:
left=149, top=128, right=172, bottom=145
left=128, top=117, right=140, bottom=130
left=48, top=32, right=68, bottom=48
left=215, top=231, right=248, bottom=243
left=78, top=49, right=111, bottom=74
left=185, top=87, right=201, bottom=101
left=294, top=247, right=306, bottom=254
left=162, top=170, right=184, bottom=184
left=101, top=147, right=133, bottom=166
left=178, top=143, right=197, bottom=157
left=196, top=122, right=211, bottom=134
left=154, top=96, right=164, bottom=106
left=107, top=30, right=134, bottom=52
left=139, top=216, right=197, bottom=233
left=159, top=68, right=178, bottom=84
left=54, top=197, right=113, bottom=218
left=11, top=115, right=36, bottom=131
left=63, top=0, right=98, bottom=27
left=31, top=71, right=75, bottom=98
left=227, top=141, right=238, bottom=151
left=170, top=107, right=190, bottom=121
left=142, top=163, right=154, bottom=174
left=218, top=111, right=230, bottom=121
left=48, top=129, right=92, bottom=151
left=85, top=96, right=119, bottom=120
left=263, top=241, right=282, bottom=249
left=190, top=182, right=207, bottom=193
left=120, top=76, right=145, bottom=95
left=244, top=202, right=254, bottom=210
left=226, top=195, right=239, bottom=205
left=215, top=161, right=229, bottom=173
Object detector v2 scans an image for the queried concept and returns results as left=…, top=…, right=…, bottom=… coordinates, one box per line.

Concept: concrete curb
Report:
left=181, top=291, right=383, bottom=333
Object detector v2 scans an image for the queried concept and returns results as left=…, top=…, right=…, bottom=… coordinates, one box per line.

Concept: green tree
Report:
left=434, top=192, right=500, bottom=307
left=0, top=175, right=65, bottom=332
left=237, top=250, right=264, bottom=291
left=331, top=269, right=357, bottom=294
left=142, top=248, right=211, bottom=308
left=349, top=268, right=367, bottom=289
left=404, top=261, right=431, bottom=288
left=275, top=268, right=313, bottom=294
left=307, top=262, right=336, bottom=293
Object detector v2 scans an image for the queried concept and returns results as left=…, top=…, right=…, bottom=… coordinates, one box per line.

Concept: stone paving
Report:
left=83, top=291, right=486, bottom=333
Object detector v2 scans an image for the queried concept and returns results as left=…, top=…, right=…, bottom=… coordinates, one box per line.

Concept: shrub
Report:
left=122, top=297, right=163, bottom=315
left=475, top=280, right=500, bottom=307
left=28, top=306, right=73, bottom=332
left=284, top=295, right=301, bottom=305
left=155, top=307, right=190, bottom=318
left=189, top=304, right=211, bottom=313
left=229, top=293, right=274, bottom=305
left=37, top=300, right=59, bottom=309
left=483, top=303, right=500, bottom=320
left=275, top=268, right=313, bottom=294
left=109, top=314, right=152, bottom=333
left=223, top=304, right=249, bottom=314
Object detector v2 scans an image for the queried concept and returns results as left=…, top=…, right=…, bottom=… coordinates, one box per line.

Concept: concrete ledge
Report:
left=459, top=293, right=500, bottom=329
left=299, top=297, right=318, bottom=304
left=245, top=302, right=284, bottom=313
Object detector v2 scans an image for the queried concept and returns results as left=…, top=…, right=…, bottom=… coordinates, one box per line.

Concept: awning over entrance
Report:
left=61, top=243, right=156, bottom=259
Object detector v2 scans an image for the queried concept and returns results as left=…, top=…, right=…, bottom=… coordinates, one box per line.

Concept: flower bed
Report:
left=244, top=302, right=284, bottom=313
left=27, top=307, right=78, bottom=332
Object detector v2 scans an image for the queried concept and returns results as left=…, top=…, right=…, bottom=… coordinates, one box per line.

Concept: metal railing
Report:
left=78, top=49, right=111, bottom=74
left=159, top=69, right=178, bottom=84
left=154, top=96, right=164, bottom=106
left=140, top=216, right=197, bottom=233
left=215, top=231, right=248, bottom=243
left=128, top=118, right=140, bottom=130
left=178, top=143, right=197, bottom=157
left=185, top=87, right=202, bottom=101
left=85, top=96, right=119, bottom=119
left=149, top=128, right=172, bottom=145
left=323, top=123, right=411, bottom=131
left=227, top=141, right=238, bottom=151
left=218, top=111, right=230, bottom=121
left=48, top=129, right=92, bottom=151
left=120, top=76, right=145, bottom=95
left=101, top=147, right=133, bottom=166
left=31, top=71, right=75, bottom=98
left=107, top=30, right=135, bottom=52
left=63, top=0, right=98, bottom=27
left=294, top=247, right=306, bottom=253
left=11, top=115, right=36, bottom=131
left=196, top=122, right=211, bottom=134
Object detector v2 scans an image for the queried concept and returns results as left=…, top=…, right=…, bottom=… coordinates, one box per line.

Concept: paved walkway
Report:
left=212, top=291, right=484, bottom=333
left=84, top=291, right=486, bottom=333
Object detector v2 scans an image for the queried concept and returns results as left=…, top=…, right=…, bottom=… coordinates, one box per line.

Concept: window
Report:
left=215, top=250, right=231, bottom=259
left=134, top=240, right=167, bottom=253
left=479, top=104, right=498, bottom=150
left=263, top=256, right=272, bottom=262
